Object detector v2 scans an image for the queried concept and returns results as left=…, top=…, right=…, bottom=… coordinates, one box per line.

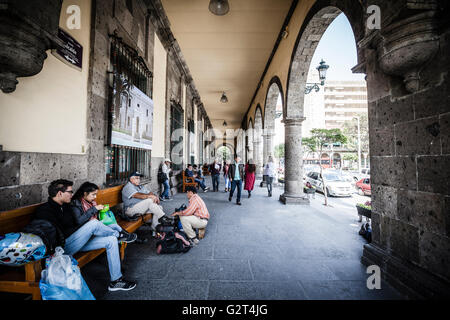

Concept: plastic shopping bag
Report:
left=99, top=204, right=118, bottom=226
left=39, top=247, right=95, bottom=300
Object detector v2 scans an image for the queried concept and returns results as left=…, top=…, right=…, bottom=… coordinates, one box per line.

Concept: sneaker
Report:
left=108, top=278, right=137, bottom=292
left=236, top=201, right=242, bottom=206
left=164, top=197, right=173, bottom=201
left=159, top=197, right=166, bottom=202
left=204, top=189, right=208, bottom=193
left=118, top=232, right=138, bottom=244
left=189, top=238, right=199, bottom=246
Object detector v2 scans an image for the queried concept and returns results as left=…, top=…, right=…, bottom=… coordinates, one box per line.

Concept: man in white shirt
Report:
left=160, top=159, right=172, bottom=201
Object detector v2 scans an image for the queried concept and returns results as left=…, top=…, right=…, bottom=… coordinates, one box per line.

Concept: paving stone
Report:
left=208, top=281, right=307, bottom=300
left=300, top=280, right=403, bottom=300
left=101, top=280, right=209, bottom=300
left=166, top=259, right=253, bottom=281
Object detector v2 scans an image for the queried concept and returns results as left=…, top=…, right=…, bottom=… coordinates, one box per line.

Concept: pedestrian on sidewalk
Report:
left=228, top=155, right=244, bottom=205
left=209, top=158, right=221, bottom=192
left=244, top=159, right=256, bottom=198
left=159, top=159, right=173, bottom=201
left=223, top=160, right=231, bottom=192
left=263, top=156, right=275, bottom=197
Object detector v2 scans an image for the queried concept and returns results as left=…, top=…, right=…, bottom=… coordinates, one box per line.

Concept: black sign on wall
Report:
left=52, top=28, right=83, bottom=70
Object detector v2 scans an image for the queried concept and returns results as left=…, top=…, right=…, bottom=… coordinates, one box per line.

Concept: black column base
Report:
left=279, top=194, right=310, bottom=205
left=361, top=243, right=450, bottom=299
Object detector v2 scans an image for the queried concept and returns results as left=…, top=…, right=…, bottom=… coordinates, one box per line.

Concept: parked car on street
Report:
left=305, top=171, right=353, bottom=197
left=356, top=177, right=371, bottom=196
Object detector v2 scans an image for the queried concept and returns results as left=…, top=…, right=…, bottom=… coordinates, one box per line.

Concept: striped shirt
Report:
left=179, top=194, right=210, bottom=219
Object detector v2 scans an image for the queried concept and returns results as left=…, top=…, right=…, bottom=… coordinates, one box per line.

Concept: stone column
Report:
left=262, top=131, right=275, bottom=165
left=253, top=137, right=263, bottom=177
left=280, top=118, right=309, bottom=205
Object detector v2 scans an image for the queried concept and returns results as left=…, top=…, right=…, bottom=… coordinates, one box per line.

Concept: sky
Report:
left=277, top=13, right=365, bottom=106
left=310, top=13, right=366, bottom=81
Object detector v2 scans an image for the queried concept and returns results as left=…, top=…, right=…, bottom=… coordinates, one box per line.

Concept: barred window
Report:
left=106, top=35, right=153, bottom=185
left=106, top=145, right=151, bottom=186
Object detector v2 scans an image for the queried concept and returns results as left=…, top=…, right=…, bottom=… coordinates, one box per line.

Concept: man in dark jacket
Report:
left=35, top=179, right=136, bottom=292
left=228, top=155, right=245, bottom=205
left=209, top=159, right=221, bottom=192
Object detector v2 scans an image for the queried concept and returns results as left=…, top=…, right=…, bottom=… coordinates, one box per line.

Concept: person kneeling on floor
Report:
left=171, top=186, right=209, bottom=246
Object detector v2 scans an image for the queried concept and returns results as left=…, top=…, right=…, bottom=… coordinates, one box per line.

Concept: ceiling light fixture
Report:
left=209, top=0, right=230, bottom=16
left=220, top=92, right=228, bottom=103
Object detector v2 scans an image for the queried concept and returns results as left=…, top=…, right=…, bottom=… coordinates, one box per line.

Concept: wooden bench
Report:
left=182, top=170, right=198, bottom=193
left=0, top=185, right=152, bottom=300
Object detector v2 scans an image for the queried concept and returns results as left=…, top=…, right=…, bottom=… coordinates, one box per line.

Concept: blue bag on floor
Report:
left=39, top=247, right=95, bottom=300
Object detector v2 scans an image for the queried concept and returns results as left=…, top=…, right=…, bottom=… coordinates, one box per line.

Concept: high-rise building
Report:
left=323, top=80, right=367, bottom=129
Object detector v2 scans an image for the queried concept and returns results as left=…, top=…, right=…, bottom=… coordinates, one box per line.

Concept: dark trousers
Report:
left=230, top=179, right=242, bottom=202
left=212, top=174, right=220, bottom=191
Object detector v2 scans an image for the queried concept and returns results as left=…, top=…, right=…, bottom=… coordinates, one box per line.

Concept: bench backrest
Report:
left=0, top=185, right=124, bottom=235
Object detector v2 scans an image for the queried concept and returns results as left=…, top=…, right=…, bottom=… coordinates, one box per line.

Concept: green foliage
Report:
left=343, top=153, right=358, bottom=161
left=342, top=113, right=369, bottom=153
left=308, top=128, right=348, bottom=152
left=356, top=203, right=372, bottom=210
left=274, top=143, right=285, bottom=159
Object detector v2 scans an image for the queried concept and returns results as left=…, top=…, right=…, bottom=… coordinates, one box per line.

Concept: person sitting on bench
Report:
left=122, top=171, right=167, bottom=237
left=71, top=181, right=137, bottom=243
left=35, top=179, right=136, bottom=292
left=185, top=164, right=209, bottom=192
left=171, top=186, right=210, bottom=246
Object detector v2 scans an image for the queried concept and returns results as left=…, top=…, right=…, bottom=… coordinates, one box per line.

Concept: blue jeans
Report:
left=64, top=220, right=122, bottom=282
left=230, top=179, right=242, bottom=202
left=224, top=175, right=231, bottom=189
left=212, top=174, right=220, bottom=191
left=162, top=180, right=170, bottom=198
left=266, top=176, right=274, bottom=193
left=195, top=178, right=206, bottom=190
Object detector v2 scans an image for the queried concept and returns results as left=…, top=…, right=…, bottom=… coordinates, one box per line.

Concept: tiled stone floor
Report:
left=80, top=180, right=404, bottom=300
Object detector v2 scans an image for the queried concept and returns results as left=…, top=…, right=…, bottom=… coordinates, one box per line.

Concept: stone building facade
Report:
left=0, top=0, right=213, bottom=211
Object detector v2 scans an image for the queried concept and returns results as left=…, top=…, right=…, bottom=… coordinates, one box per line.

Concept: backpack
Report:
left=358, top=223, right=372, bottom=243
left=22, top=219, right=65, bottom=255
left=156, top=231, right=191, bottom=254
left=157, top=166, right=168, bottom=184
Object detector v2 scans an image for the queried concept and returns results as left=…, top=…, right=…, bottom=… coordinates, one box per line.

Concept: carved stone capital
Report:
left=376, top=11, right=439, bottom=93
left=282, top=117, right=306, bottom=126
left=0, top=0, right=63, bottom=93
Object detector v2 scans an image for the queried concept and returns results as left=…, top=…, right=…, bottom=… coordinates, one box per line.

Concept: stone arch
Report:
left=264, top=76, right=284, bottom=133
left=216, top=144, right=234, bottom=163
left=253, top=105, right=264, bottom=174
left=285, top=0, right=364, bottom=118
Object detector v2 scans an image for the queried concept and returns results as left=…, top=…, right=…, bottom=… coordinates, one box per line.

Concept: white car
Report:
left=305, top=171, right=353, bottom=197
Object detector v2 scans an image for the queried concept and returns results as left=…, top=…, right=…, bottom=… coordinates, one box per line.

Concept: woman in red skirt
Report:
left=244, top=159, right=256, bottom=198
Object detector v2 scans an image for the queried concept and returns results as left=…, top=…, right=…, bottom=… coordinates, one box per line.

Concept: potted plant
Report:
left=356, top=201, right=371, bottom=219
left=303, top=182, right=316, bottom=194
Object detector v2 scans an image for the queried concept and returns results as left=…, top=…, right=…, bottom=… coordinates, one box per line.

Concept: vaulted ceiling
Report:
left=160, top=0, right=292, bottom=129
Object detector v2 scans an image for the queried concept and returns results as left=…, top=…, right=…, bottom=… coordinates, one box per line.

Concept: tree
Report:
left=274, top=143, right=285, bottom=160
left=302, top=137, right=317, bottom=161
left=308, top=128, right=348, bottom=206
left=342, top=113, right=370, bottom=154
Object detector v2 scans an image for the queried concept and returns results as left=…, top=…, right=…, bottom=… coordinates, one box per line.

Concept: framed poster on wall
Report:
left=110, top=74, right=153, bottom=150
